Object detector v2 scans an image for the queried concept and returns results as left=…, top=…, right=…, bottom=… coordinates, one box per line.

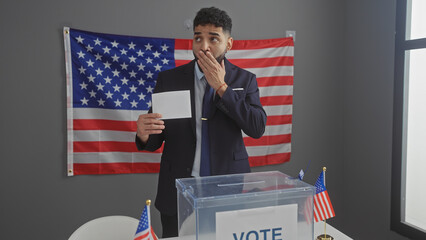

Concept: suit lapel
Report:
left=182, top=60, right=197, bottom=137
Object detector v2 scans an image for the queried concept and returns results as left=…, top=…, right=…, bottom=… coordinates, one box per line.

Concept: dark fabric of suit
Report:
left=136, top=58, right=267, bottom=216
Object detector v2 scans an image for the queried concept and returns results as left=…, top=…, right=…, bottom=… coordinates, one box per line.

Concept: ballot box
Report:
left=176, top=171, right=315, bottom=240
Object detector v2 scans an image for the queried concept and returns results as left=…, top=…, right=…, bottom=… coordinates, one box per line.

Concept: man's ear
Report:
left=227, top=37, right=233, bottom=52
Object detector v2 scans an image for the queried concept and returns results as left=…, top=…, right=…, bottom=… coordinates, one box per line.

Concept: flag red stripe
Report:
left=313, top=199, right=320, bottom=221
left=323, top=192, right=333, bottom=218
left=314, top=195, right=325, bottom=221
left=229, top=57, right=293, bottom=68
left=244, top=134, right=291, bottom=146
left=74, top=119, right=136, bottom=131
left=322, top=192, right=332, bottom=218
left=73, top=162, right=160, bottom=175
left=135, top=231, right=150, bottom=240
left=175, top=38, right=294, bottom=50
left=175, top=59, right=191, bottom=67
left=318, top=193, right=328, bottom=219
left=151, top=226, right=158, bottom=240
left=174, top=39, right=192, bottom=49
left=317, top=193, right=328, bottom=219
left=267, top=115, right=292, bottom=125
left=176, top=59, right=294, bottom=70
left=257, top=76, right=293, bottom=87
left=323, top=191, right=336, bottom=216
left=231, top=38, right=294, bottom=49
left=248, top=152, right=290, bottom=166
left=73, top=115, right=291, bottom=133
left=73, top=141, right=163, bottom=153
left=260, top=95, right=293, bottom=106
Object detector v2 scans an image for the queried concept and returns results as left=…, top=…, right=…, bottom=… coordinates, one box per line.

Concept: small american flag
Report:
left=313, top=171, right=335, bottom=222
left=63, top=27, right=294, bottom=176
left=134, top=204, right=158, bottom=240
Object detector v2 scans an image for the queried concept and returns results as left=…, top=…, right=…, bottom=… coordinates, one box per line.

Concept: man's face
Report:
left=193, top=24, right=233, bottom=63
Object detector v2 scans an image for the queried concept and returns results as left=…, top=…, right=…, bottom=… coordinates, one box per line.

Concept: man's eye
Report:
left=211, top=38, right=218, bottom=42
left=194, top=37, right=201, bottom=42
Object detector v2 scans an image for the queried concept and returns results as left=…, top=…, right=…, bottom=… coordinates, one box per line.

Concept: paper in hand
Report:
left=152, top=90, right=192, bottom=119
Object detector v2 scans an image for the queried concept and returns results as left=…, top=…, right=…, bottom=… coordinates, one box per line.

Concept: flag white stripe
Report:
left=72, top=93, right=292, bottom=122
left=73, top=106, right=292, bottom=121
left=243, top=124, right=291, bottom=138
left=313, top=203, right=320, bottom=221
left=325, top=202, right=334, bottom=218
left=244, top=66, right=293, bottom=78
left=264, top=105, right=293, bottom=116
left=314, top=195, right=325, bottom=220
left=322, top=192, right=334, bottom=218
left=318, top=193, right=330, bottom=219
left=227, top=47, right=294, bottom=59
left=134, top=230, right=150, bottom=239
left=318, top=194, right=328, bottom=219
left=173, top=54, right=293, bottom=78
left=174, top=50, right=193, bottom=60
left=74, top=130, right=136, bottom=142
left=263, top=124, right=292, bottom=136
left=73, top=152, right=161, bottom=164
left=320, top=193, right=330, bottom=219
left=75, top=124, right=291, bottom=142
left=246, top=143, right=291, bottom=157
left=174, top=46, right=294, bottom=60
left=74, top=108, right=147, bottom=120
left=259, top=85, right=293, bottom=97
left=314, top=192, right=334, bottom=221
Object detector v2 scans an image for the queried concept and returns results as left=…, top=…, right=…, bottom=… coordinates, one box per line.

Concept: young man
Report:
left=135, top=7, right=267, bottom=237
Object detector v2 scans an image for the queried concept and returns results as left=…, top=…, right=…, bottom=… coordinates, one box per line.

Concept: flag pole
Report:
left=323, top=167, right=327, bottom=239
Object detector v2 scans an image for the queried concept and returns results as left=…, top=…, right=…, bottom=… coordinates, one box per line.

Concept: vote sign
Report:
left=216, top=204, right=298, bottom=240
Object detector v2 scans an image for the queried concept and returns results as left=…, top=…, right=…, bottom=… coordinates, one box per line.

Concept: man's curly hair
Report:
left=193, top=7, right=232, bottom=35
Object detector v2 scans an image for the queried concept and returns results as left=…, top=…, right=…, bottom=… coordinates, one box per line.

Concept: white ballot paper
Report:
left=152, top=90, right=192, bottom=119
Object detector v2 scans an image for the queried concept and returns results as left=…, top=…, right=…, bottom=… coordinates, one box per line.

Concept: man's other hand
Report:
left=136, top=113, right=164, bottom=143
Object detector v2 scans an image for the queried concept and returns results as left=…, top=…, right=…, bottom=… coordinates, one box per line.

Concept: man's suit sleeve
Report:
left=216, top=72, right=267, bottom=139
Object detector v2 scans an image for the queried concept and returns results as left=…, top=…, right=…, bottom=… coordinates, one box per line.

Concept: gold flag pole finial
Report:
left=323, top=167, right=327, bottom=187
left=146, top=199, right=151, bottom=206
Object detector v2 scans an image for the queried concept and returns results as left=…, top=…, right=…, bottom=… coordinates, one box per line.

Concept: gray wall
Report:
left=0, top=0, right=408, bottom=239
left=342, top=1, right=407, bottom=239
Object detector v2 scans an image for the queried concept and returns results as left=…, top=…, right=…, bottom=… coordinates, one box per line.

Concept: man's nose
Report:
left=200, top=40, right=209, bottom=51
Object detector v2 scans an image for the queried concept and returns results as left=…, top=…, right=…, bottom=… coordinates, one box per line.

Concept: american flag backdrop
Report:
left=64, top=27, right=294, bottom=176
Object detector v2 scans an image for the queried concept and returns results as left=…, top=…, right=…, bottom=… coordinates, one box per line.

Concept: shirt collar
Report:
left=194, top=62, right=204, bottom=81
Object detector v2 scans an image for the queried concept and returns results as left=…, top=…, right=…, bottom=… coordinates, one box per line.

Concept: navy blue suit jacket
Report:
left=136, top=58, right=267, bottom=215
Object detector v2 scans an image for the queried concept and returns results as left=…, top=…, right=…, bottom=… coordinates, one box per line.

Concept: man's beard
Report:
left=215, top=51, right=226, bottom=63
